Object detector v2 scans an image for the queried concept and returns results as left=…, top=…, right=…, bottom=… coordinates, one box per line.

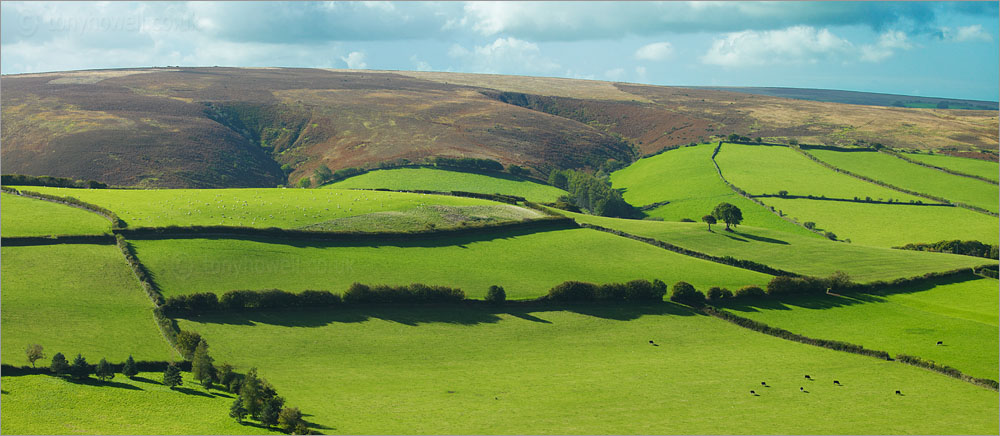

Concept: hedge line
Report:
left=115, top=216, right=576, bottom=241
left=882, top=150, right=999, bottom=184
left=1, top=360, right=191, bottom=376
left=895, top=354, right=999, bottom=391
left=794, top=147, right=998, bottom=217
left=365, top=188, right=525, bottom=205
left=540, top=279, right=667, bottom=302
left=703, top=306, right=892, bottom=359
left=579, top=222, right=800, bottom=277
left=1, top=174, right=109, bottom=189
left=1, top=235, right=116, bottom=246
left=751, top=193, right=951, bottom=207
left=12, top=189, right=126, bottom=228
left=894, top=239, right=999, bottom=259
left=115, top=234, right=177, bottom=347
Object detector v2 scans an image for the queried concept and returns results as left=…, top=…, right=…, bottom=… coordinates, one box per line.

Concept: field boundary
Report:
left=883, top=150, right=999, bottom=184
left=703, top=306, right=999, bottom=391
left=792, top=146, right=998, bottom=217
left=2, top=187, right=126, bottom=228
left=749, top=194, right=953, bottom=207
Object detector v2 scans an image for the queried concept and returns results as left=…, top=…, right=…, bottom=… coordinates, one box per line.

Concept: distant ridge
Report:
left=693, top=86, right=998, bottom=110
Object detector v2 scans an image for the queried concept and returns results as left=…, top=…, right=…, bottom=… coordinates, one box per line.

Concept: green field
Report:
left=0, top=372, right=274, bottom=435
left=610, top=144, right=817, bottom=236
left=327, top=167, right=568, bottom=202
left=177, top=305, right=999, bottom=434
left=564, top=212, right=993, bottom=282
left=807, top=149, right=999, bottom=213
left=1, top=193, right=111, bottom=237
left=131, top=228, right=772, bottom=299
left=0, top=245, right=176, bottom=366
left=11, top=187, right=524, bottom=231
left=729, top=275, right=999, bottom=379
left=903, top=153, right=999, bottom=182
left=761, top=198, right=999, bottom=247
left=715, top=144, right=926, bottom=202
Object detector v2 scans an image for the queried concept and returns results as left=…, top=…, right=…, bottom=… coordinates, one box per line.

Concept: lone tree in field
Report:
left=712, top=202, right=743, bottom=231
left=95, top=358, right=115, bottom=382
left=26, top=344, right=44, bottom=367
left=50, top=352, right=69, bottom=376
left=701, top=215, right=716, bottom=231
left=163, top=362, right=183, bottom=389
left=122, top=355, right=139, bottom=379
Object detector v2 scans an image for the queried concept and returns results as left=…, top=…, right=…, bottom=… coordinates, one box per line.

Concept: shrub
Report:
left=803, top=221, right=816, bottom=229
left=705, top=287, right=733, bottom=301
left=596, top=282, right=627, bottom=301
left=670, top=281, right=705, bottom=306
left=734, top=285, right=766, bottom=299
left=679, top=218, right=696, bottom=222
left=297, top=290, right=341, bottom=307
left=342, top=283, right=374, bottom=303
left=766, top=276, right=827, bottom=296
left=546, top=281, right=598, bottom=302
left=624, top=279, right=666, bottom=302
left=824, top=231, right=837, bottom=240
left=176, top=330, right=202, bottom=360
left=485, top=285, right=506, bottom=304
left=827, top=271, right=854, bottom=291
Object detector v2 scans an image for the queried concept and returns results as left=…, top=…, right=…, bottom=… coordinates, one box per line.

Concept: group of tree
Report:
left=543, top=279, right=667, bottom=302
left=1, top=174, right=108, bottom=189
left=228, top=368, right=310, bottom=434
left=667, top=272, right=856, bottom=307
left=428, top=156, right=505, bottom=172
left=548, top=169, right=638, bottom=218
left=702, top=202, right=743, bottom=231
left=726, top=133, right=760, bottom=143
left=42, top=347, right=127, bottom=382
left=896, top=240, right=999, bottom=259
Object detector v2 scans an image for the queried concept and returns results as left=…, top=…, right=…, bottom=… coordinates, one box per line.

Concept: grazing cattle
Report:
left=895, top=390, right=902, bottom=395
left=750, top=390, right=756, bottom=395
left=804, top=375, right=811, bottom=379
left=834, top=380, right=841, bottom=385
left=937, top=341, right=943, bottom=345
left=649, top=340, right=655, bottom=344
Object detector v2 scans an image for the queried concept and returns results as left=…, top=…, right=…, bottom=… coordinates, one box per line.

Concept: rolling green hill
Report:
left=902, top=153, right=999, bottom=181
left=1, top=193, right=111, bottom=237
left=326, top=167, right=567, bottom=203
left=609, top=144, right=817, bottom=236
left=131, top=228, right=773, bottom=300
left=177, top=305, right=999, bottom=434
left=1, top=244, right=176, bottom=365
left=563, top=212, right=993, bottom=282
left=806, top=149, right=999, bottom=213
left=729, top=275, right=998, bottom=379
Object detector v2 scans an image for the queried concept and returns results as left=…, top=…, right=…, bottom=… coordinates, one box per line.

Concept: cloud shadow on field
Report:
left=175, top=301, right=699, bottom=328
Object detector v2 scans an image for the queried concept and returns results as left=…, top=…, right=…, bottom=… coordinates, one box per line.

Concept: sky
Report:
left=2, top=1, right=998, bottom=101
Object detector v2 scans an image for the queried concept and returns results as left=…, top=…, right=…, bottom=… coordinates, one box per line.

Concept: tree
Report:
left=297, top=177, right=312, bottom=188
left=95, top=358, right=115, bottom=382
left=163, top=362, right=183, bottom=389
left=701, top=214, right=716, bottom=231
left=548, top=170, right=568, bottom=190
left=485, top=285, right=506, bottom=304
left=218, top=363, right=237, bottom=392
left=313, top=165, right=334, bottom=184
left=670, top=281, right=705, bottom=307
left=240, top=368, right=265, bottom=418
left=69, top=354, right=91, bottom=380
left=279, top=407, right=305, bottom=433
left=261, top=396, right=284, bottom=428
left=175, top=330, right=202, bottom=360
left=777, top=190, right=789, bottom=197
left=26, top=344, right=44, bottom=368
left=711, top=202, right=743, bottom=231
left=50, top=352, right=69, bottom=376
left=230, top=398, right=248, bottom=424
left=122, top=355, right=139, bottom=379
left=191, top=339, right=216, bottom=389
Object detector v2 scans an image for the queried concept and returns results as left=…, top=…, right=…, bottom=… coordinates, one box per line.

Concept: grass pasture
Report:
left=609, top=144, right=817, bottom=236
left=11, top=187, right=529, bottom=231
left=903, top=153, right=999, bottom=181
left=131, top=228, right=773, bottom=300
left=728, top=275, right=999, bottom=379
left=715, top=143, right=926, bottom=202
left=0, top=372, right=273, bottom=435
left=807, top=149, right=999, bottom=213
left=177, top=305, right=999, bottom=434
left=326, top=167, right=568, bottom=203
left=564, top=212, right=993, bottom=283
left=760, top=198, right=999, bottom=247
left=0, top=245, right=176, bottom=366
left=1, top=193, right=111, bottom=237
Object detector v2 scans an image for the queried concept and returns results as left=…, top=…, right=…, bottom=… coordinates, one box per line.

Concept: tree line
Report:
left=548, top=169, right=638, bottom=218
left=895, top=240, right=998, bottom=259
left=1, top=174, right=108, bottom=189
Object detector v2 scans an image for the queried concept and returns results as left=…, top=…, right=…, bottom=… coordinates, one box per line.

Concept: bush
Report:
left=297, top=290, right=341, bottom=307
left=734, top=285, right=766, bottom=299
left=766, top=276, right=827, bottom=296
left=50, top=352, right=69, bottom=375
left=624, top=279, right=666, bottom=302
left=546, top=281, right=598, bottom=302
left=485, top=285, right=506, bottom=304
left=803, top=221, right=815, bottom=229
left=705, top=287, right=733, bottom=302
left=824, top=231, right=837, bottom=240
left=670, top=281, right=705, bottom=306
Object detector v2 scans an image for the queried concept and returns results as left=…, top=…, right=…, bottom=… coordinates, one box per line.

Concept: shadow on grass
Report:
left=300, top=414, right=335, bottom=430
left=177, top=301, right=700, bottom=328
left=172, top=386, right=215, bottom=398
left=66, top=376, right=143, bottom=391
left=130, top=375, right=161, bottom=385
left=734, top=231, right=789, bottom=245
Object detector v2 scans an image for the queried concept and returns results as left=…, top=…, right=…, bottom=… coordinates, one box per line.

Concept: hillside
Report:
left=2, top=68, right=997, bottom=188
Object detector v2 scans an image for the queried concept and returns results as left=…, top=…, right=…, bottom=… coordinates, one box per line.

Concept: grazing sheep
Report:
left=799, top=387, right=804, bottom=392
left=936, top=341, right=943, bottom=345
left=750, top=390, right=756, bottom=395
left=804, top=375, right=811, bottom=379
left=834, top=380, right=841, bottom=385
left=761, top=382, right=767, bottom=386
left=895, top=390, right=902, bottom=395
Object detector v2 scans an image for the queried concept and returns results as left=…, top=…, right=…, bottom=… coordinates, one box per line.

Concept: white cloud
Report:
left=940, top=25, right=992, bottom=42
left=449, top=37, right=560, bottom=74
left=410, top=54, right=432, bottom=71
left=634, top=42, right=673, bottom=61
left=604, top=67, right=625, bottom=80
left=701, top=26, right=852, bottom=67
left=860, top=30, right=912, bottom=62
left=341, top=51, right=367, bottom=69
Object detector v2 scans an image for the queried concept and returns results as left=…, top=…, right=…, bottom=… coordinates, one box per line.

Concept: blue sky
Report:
left=2, top=1, right=997, bottom=101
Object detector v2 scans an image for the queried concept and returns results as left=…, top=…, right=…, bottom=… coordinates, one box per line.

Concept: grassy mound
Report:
left=564, top=212, right=992, bottom=282
left=177, top=305, right=999, bottom=434
left=131, top=228, right=772, bottom=299
left=807, top=149, right=998, bottom=213
left=1, top=193, right=111, bottom=237
left=326, top=167, right=567, bottom=202
left=1, top=245, right=176, bottom=365
left=610, top=144, right=816, bottom=236
left=727, top=275, right=998, bottom=379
